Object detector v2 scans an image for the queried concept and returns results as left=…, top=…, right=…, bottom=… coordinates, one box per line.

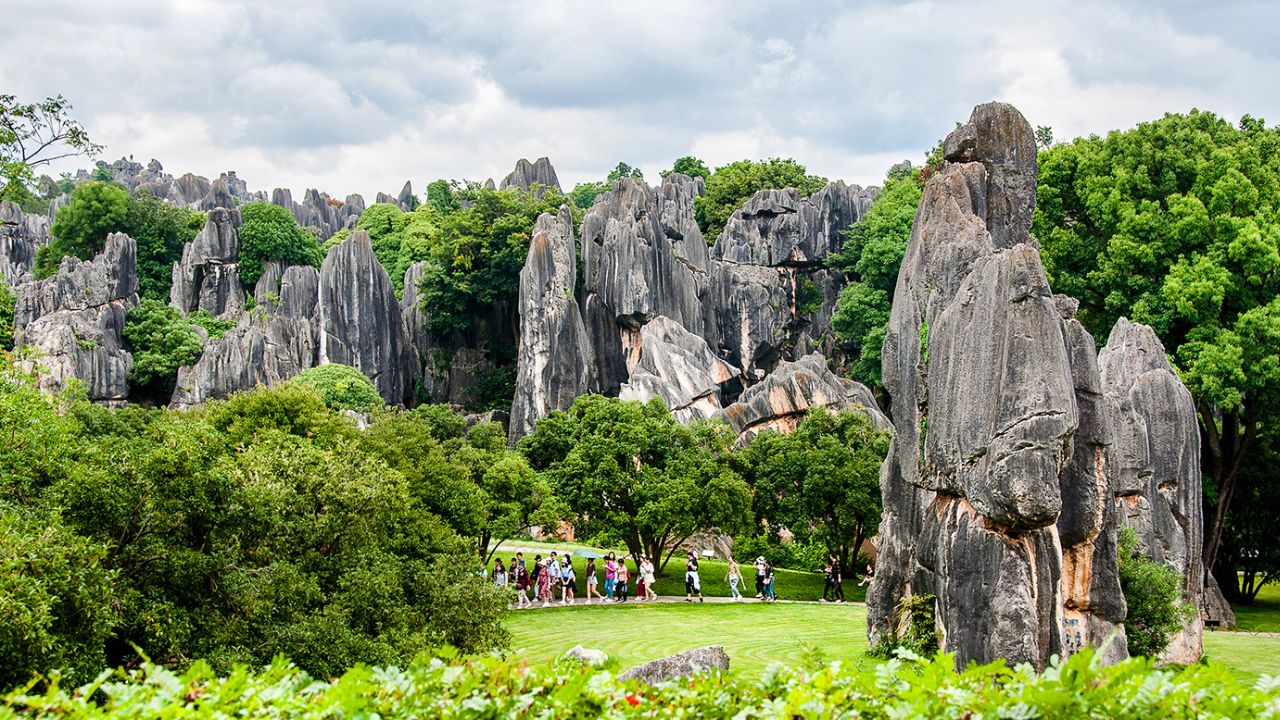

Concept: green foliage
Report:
left=520, top=395, right=751, bottom=573
left=0, top=94, right=101, bottom=204
left=607, top=161, right=644, bottom=182
left=1036, top=124, right=1054, bottom=149
left=463, top=365, right=516, bottom=413
left=416, top=184, right=578, bottom=338
left=426, top=179, right=461, bottom=216
left=1118, top=528, right=1197, bottom=658
left=237, top=203, right=323, bottom=287
left=122, top=299, right=204, bottom=397
left=0, top=281, right=14, bottom=351
left=354, top=203, right=440, bottom=296
left=37, top=181, right=129, bottom=279
left=743, top=408, right=890, bottom=570
left=869, top=593, right=941, bottom=659
left=292, top=363, right=385, bottom=413
left=696, top=158, right=827, bottom=242
left=36, top=183, right=197, bottom=298
left=0, top=508, right=116, bottom=690
left=568, top=180, right=609, bottom=210
left=731, top=535, right=830, bottom=572
left=794, top=276, right=823, bottom=316
left=662, top=155, right=711, bottom=180
left=187, top=309, right=237, bottom=339
left=7, top=643, right=1277, bottom=718
left=1034, top=110, right=1280, bottom=572
left=830, top=171, right=923, bottom=387
left=1218, top=432, right=1280, bottom=603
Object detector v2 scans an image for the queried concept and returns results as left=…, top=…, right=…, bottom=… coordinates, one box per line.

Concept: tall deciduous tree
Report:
left=237, top=203, right=323, bottom=287
left=520, top=395, right=752, bottom=573
left=743, top=408, right=890, bottom=571
left=1034, top=110, right=1280, bottom=584
left=0, top=94, right=102, bottom=203
left=696, top=158, right=827, bottom=242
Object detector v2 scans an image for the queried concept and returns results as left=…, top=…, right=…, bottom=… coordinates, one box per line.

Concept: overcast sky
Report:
left=2, top=0, right=1277, bottom=201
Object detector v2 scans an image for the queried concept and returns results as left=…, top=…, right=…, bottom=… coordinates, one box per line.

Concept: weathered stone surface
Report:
left=580, top=178, right=707, bottom=394
left=711, top=181, right=875, bottom=267
left=398, top=261, right=437, bottom=400
left=318, top=230, right=419, bottom=406
left=446, top=347, right=491, bottom=409
left=870, top=101, right=1150, bottom=670
left=167, top=173, right=212, bottom=207
left=718, top=352, right=888, bottom=444
left=14, top=233, right=138, bottom=403
left=618, top=315, right=741, bottom=424
left=500, top=157, right=561, bottom=196
left=618, top=645, right=730, bottom=685
left=170, top=207, right=246, bottom=318
left=509, top=206, right=593, bottom=443
left=563, top=645, right=608, bottom=666
left=1099, top=317, right=1204, bottom=664
left=0, top=200, right=50, bottom=285
left=199, top=178, right=236, bottom=210
left=701, top=261, right=790, bottom=381
left=169, top=311, right=320, bottom=409
left=1202, top=574, right=1236, bottom=628
left=656, top=173, right=710, bottom=273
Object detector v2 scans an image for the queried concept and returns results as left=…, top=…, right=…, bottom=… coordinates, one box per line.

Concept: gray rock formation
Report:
left=580, top=177, right=707, bottom=395
left=170, top=207, right=246, bottom=318
left=563, top=645, right=609, bottom=666
left=718, top=352, right=887, bottom=444
left=509, top=206, right=593, bottom=443
left=618, top=645, right=730, bottom=685
left=0, top=201, right=50, bottom=286
left=500, top=157, right=561, bottom=196
left=868, top=101, right=1160, bottom=670
left=318, top=230, right=419, bottom=406
left=14, top=232, right=138, bottom=403
left=711, top=182, right=874, bottom=267
left=399, top=261, right=437, bottom=399
left=271, top=187, right=365, bottom=240
left=701, top=261, right=791, bottom=381
left=618, top=316, right=740, bottom=425
left=1099, top=316, right=1204, bottom=663
left=167, top=173, right=212, bottom=207
left=198, top=178, right=236, bottom=211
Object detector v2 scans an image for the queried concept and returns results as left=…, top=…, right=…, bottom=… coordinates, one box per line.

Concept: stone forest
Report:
left=1, top=98, right=1277, bottom=715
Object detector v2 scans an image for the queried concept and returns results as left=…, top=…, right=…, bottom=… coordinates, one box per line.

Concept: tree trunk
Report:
left=1199, top=399, right=1260, bottom=575
left=479, top=530, right=493, bottom=564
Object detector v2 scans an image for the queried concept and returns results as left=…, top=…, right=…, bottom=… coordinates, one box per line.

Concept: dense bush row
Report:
left=4, top=648, right=1276, bottom=720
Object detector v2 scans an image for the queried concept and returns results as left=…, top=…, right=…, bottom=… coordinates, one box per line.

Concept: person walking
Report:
left=585, top=558, right=603, bottom=603
left=635, top=558, right=647, bottom=601
left=820, top=558, right=835, bottom=603
left=684, top=551, right=704, bottom=603
left=546, top=552, right=562, bottom=604
left=830, top=555, right=845, bottom=603
left=494, top=558, right=508, bottom=589
left=726, top=557, right=743, bottom=601
left=615, top=558, right=630, bottom=603
left=604, top=553, right=617, bottom=602
left=513, top=558, right=531, bottom=609
left=763, top=560, right=777, bottom=601
left=561, top=556, right=576, bottom=605
left=858, top=562, right=875, bottom=587
left=754, top=556, right=767, bottom=598
left=536, top=558, right=552, bottom=608
left=643, top=557, right=657, bottom=600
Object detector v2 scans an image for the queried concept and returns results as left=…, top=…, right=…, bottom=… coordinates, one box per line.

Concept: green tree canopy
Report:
left=426, top=179, right=461, bottom=216
left=519, top=395, right=752, bottom=573
left=829, top=171, right=923, bottom=387
left=568, top=180, right=609, bottom=210
left=1034, top=110, right=1280, bottom=578
left=662, top=156, right=711, bottom=180
left=1, top=94, right=102, bottom=204
left=237, top=202, right=324, bottom=287
left=353, top=203, right=440, bottom=296
left=0, top=281, right=14, bottom=351
left=122, top=299, right=205, bottom=401
left=37, top=181, right=129, bottom=278
left=743, top=408, right=890, bottom=571
left=292, top=363, right=385, bottom=413
left=696, top=158, right=828, bottom=242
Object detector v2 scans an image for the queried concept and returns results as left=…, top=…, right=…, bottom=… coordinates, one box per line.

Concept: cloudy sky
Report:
left=2, top=0, right=1277, bottom=200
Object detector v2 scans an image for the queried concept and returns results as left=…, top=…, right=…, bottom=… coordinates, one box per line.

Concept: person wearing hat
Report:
left=684, top=550, right=704, bottom=602
left=753, top=556, right=767, bottom=598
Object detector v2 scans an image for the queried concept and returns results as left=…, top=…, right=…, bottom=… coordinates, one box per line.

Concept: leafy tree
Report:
left=426, top=179, right=461, bottom=216
left=1033, top=111, right=1280, bottom=581
left=463, top=365, right=517, bottom=413
left=829, top=172, right=923, bottom=387
left=568, top=180, right=609, bottom=210
left=520, top=395, right=752, bottom=573
left=122, top=299, right=205, bottom=401
left=237, top=202, right=323, bottom=287
left=0, top=94, right=102, bottom=203
left=1215, top=431, right=1280, bottom=603
left=607, top=161, right=644, bottom=182
left=1118, top=528, right=1196, bottom=658
left=696, top=158, right=827, bottom=242
left=1035, top=125, right=1054, bottom=150
left=126, top=192, right=200, bottom=301
left=188, top=309, right=237, bottom=339
left=36, top=181, right=129, bottom=278
left=743, top=408, right=890, bottom=571
left=661, top=155, right=711, bottom=180
left=292, top=363, right=385, bottom=413
left=416, top=183, right=578, bottom=339
left=354, top=203, right=440, bottom=296
left=0, top=281, right=14, bottom=351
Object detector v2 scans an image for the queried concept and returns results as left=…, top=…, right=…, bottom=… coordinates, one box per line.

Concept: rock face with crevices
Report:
left=868, top=101, right=1167, bottom=670
left=0, top=201, right=51, bottom=285
left=617, top=645, right=730, bottom=685
left=500, top=157, right=562, bottom=196
left=318, top=230, right=419, bottom=406
left=170, top=207, right=246, bottom=318
left=1099, top=316, right=1204, bottom=664
left=618, top=316, right=741, bottom=425
left=14, top=232, right=138, bottom=404
left=509, top=206, right=594, bottom=443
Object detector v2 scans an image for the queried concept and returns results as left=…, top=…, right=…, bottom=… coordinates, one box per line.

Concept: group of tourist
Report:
left=488, top=549, right=819, bottom=607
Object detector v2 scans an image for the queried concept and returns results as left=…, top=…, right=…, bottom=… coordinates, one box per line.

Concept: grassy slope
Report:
left=505, top=602, right=873, bottom=676
left=489, top=548, right=867, bottom=603
left=1228, top=582, right=1280, bottom=633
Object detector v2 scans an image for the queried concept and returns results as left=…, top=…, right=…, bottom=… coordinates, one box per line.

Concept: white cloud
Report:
left=1, top=0, right=1276, bottom=201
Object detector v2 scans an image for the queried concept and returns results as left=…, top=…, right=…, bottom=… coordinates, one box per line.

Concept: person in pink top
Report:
left=604, top=552, right=617, bottom=602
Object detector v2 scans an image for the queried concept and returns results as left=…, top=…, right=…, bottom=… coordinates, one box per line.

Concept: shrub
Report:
left=696, top=158, right=827, bottom=242
left=292, top=363, right=385, bottom=413
left=122, top=299, right=204, bottom=399
left=0, top=281, right=14, bottom=350
left=237, top=203, right=323, bottom=286
left=187, top=309, right=237, bottom=339
left=869, top=593, right=940, bottom=659
left=1118, top=528, right=1197, bottom=658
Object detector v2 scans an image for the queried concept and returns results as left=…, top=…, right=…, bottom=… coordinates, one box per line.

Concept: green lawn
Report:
left=489, top=547, right=866, bottom=603
left=1203, top=632, right=1280, bottom=685
left=1228, top=582, right=1280, bottom=633
left=504, top=601, right=873, bottom=676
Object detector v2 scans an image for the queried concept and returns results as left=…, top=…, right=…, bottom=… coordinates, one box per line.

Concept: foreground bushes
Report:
left=4, top=649, right=1277, bottom=720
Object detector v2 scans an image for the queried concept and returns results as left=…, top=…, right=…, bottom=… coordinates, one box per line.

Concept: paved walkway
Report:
left=510, top=594, right=866, bottom=609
